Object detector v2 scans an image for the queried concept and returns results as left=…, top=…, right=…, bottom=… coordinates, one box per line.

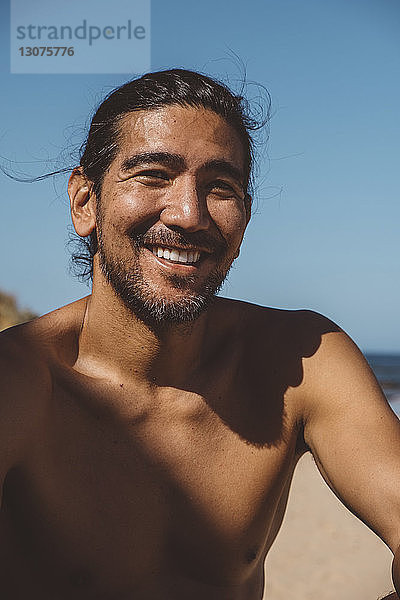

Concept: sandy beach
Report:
left=264, top=453, right=394, bottom=600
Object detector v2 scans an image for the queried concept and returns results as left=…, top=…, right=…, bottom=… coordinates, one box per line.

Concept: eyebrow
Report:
left=120, top=152, right=185, bottom=173
left=201, top=159, right=244, bottom=185
left=119, top=152, right=244, bottom=185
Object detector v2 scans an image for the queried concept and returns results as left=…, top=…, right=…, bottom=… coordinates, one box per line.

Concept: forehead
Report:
left=115, top=105, right=245, bottom=172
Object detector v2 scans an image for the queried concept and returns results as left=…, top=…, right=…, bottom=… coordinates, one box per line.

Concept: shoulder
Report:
left=299, top=315, right=372, bottom=395
left=0, top=295, right=89, bottom=369
left=293, top=315, right=388, bottom=435
left=215, top=298, right=340, bottom=352
left=0, top=320, right=52, bottom=394
left=0, top=296, right=88, bottom=471
left=0, top=317, right=55, bottom=415
left=215, top=297, right=333, bottom=325
left=215, top=298, right=347, bottom=392
left=216, top=299, right=369, bottom=403
left=0, top=322, right=52, bottom=479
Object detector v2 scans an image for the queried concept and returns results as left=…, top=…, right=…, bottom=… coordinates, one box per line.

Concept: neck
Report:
left=74, top=278, right=211, bottom=388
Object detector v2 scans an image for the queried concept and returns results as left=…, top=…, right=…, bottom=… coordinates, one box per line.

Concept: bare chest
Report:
left=2, top=371, right=300, bottom=596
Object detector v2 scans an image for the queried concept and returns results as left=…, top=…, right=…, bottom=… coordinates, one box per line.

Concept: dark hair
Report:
left=73, top=68, right=270, bottom=280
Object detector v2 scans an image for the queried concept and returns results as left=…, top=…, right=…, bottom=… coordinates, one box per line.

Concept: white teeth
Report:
left=151, top=247, right=201, bottom=264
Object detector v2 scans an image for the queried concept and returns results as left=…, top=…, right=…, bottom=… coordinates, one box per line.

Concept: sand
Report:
left=263, top=453, right=394, bottom=600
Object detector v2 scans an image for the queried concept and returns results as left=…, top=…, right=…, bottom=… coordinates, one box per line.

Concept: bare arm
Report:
left=0, top=326, right=50, bottom=495
left=300, top=327, right=400, bottom=595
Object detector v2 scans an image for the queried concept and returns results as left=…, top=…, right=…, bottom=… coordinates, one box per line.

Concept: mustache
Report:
left=130, top=228, right=227, bottom=255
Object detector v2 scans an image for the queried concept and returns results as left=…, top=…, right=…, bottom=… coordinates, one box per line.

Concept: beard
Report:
left=96, top=225, right=233, bottom=329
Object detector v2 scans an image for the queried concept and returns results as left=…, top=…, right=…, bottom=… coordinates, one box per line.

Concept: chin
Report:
left=102, top=263, right=227, bottom=329
left=97, top=239, right=232, bottom=328
left=127, top=292, right=217, bottom=327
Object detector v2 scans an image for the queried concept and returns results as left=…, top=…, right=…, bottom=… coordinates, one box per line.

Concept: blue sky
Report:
left=0, top=0, right=399, bottom=352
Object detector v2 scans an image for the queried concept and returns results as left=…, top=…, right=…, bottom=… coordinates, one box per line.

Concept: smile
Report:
left=151, top=246, right=201, bottom=265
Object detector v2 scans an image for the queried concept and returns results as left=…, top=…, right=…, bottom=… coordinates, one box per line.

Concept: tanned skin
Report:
left=0, top=106, right=399, bottom=599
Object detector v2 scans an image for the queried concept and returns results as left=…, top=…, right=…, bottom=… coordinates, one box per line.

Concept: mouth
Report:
left=149, top=246, right=203, bottom=265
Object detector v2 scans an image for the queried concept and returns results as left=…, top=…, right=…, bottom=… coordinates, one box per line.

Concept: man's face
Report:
left=95, top=104, right=250, bottom=327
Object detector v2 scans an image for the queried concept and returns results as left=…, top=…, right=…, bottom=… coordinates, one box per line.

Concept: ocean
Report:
left=365, top=354, right=400, bottom=417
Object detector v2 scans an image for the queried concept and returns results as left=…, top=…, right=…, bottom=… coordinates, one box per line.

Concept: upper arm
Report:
left=0, top=328, right=50, bottom=494
left=301, top=327, right=400, bottom=553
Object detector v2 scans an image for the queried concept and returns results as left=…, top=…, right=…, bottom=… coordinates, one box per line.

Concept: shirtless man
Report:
left=1, top=69, right=399, bottom=599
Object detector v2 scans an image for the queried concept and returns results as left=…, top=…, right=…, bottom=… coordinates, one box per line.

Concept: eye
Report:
left=208, top=180, right=243, bottom=199
left=137, top=169, right=170, bottom=179
left=133, top=169, right=171, bottom=187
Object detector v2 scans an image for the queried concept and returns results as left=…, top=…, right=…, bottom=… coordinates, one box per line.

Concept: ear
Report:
left=68, top=168, right=96, bottom=237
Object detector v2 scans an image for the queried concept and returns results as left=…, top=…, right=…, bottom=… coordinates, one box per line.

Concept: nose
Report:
left=159, top=177, right=210, bottom=232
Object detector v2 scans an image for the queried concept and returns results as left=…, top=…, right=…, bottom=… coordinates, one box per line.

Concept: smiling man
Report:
left=92, top=104, right=247, bottom=328
left=0, top=69, right=399, bottom=599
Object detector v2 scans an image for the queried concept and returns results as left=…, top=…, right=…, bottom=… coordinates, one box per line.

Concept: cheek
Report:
left=209, top=202, right=248, bottom=245
left=99, top=186, right=162, bottom=234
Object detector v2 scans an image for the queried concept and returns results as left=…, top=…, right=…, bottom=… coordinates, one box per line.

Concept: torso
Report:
left=0, top=297, right=328, bottom=599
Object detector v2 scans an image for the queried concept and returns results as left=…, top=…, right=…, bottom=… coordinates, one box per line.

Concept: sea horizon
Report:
left=365, top=353, right=400, bottom=417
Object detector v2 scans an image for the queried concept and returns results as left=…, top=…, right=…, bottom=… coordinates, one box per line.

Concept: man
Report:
left=0, top=69, right=399, bottom=599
